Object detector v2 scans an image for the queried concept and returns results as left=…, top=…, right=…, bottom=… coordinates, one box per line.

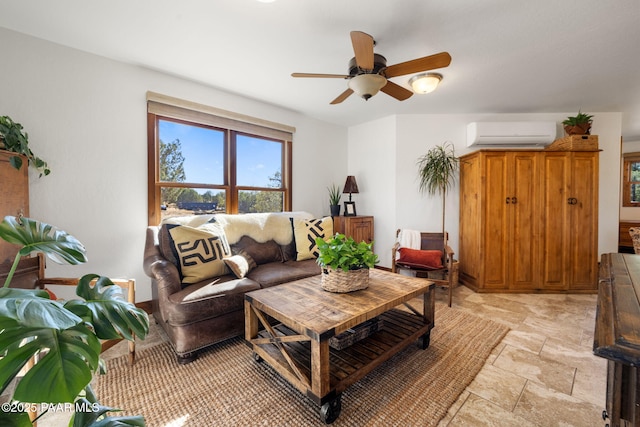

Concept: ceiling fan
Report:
left=291, top=31, right=451, bottom=105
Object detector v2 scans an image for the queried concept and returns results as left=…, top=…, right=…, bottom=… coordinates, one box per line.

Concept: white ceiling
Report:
left=1, top=0, right=640, bottom=139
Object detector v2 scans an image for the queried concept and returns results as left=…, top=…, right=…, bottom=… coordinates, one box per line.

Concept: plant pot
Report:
left=330, top=204, right=341, bottom=217
left=321, top=267, right=369, bottom=293
left=563, top=123, right=591, bottom=136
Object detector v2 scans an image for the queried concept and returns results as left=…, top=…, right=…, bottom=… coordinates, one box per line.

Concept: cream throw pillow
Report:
left=292, top=217, right=333, bottom=261
left=168, top=222, right=231, bottom=284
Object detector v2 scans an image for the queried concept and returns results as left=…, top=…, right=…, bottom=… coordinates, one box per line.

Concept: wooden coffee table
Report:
left=244, top=269, right=435, bottom=424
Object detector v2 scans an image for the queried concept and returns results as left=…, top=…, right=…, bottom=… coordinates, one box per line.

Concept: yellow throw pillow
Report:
left=292, top=217, right=333, bottom=261
left=168, top=222, right=231, bottom=284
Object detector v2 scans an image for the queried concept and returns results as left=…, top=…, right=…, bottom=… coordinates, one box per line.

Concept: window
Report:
left=623, top=152, right=640, bottom=207
left=147, top=92, right=293, bottom=224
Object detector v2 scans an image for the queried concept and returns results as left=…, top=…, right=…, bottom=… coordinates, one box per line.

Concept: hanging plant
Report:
left=417, top=142, right=460, bottom=234
left=0, top=115, right=50, bottom=177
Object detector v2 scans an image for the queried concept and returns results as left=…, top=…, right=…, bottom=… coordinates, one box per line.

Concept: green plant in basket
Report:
left=315, top=233, right=378, bottom=272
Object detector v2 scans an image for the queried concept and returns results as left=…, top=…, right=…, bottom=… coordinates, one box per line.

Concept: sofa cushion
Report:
left=167, top=222, right=232, bottom=284
left=231, top=235, right=283, bottom=265
left=291, top=216, right=333, bottom=261
left=247, top=260, right=321, bottom=288
left=224, top=249, right=257, bottom=278
left=166, top=276, right=261, bottom=325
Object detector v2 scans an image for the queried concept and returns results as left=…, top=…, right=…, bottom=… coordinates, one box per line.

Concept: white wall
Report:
left=347, top=116, right=397, bottom=259
left=351, top=112, right=622, bottom=269
left=0, top=28, right=347, bottom=301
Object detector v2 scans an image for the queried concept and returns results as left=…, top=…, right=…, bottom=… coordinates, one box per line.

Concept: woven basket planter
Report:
left=320, top=267, right=369, bottom=293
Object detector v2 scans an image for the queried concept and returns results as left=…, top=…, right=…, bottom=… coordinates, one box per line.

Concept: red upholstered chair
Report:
left=391, top=229, right=455, bottom=307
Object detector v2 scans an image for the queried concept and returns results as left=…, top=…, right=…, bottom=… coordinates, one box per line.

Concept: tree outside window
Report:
left=148, top=116, right=291, bottom=224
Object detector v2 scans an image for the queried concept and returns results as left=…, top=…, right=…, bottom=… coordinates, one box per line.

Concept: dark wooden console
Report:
left=594, top=253, right=640, bottom=426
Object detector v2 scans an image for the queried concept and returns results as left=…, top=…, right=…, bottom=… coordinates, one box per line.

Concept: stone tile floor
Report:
left=437, top=285, right=607, bottom=427
left=71, top=284, right=608, bottom=427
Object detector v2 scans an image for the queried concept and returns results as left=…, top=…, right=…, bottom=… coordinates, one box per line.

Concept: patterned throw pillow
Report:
left=224, top=249, right=257, bottom=279
left=291, top=217, right=333, bottom=261
left=167, top=222, right=231, bottom=284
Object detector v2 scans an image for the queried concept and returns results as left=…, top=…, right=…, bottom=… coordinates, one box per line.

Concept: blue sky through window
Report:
left=159, top=120, right=282, bottom=189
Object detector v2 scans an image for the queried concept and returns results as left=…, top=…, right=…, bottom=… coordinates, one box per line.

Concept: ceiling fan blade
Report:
left=384, top=52, right=452, bottom=78
left=380, top=81, right=413, bottom=101
left=350, top=31, right=374, bottom=70
left=330, top=89, right=354, bottom=105
left=291, top=72, right=349, bottom=78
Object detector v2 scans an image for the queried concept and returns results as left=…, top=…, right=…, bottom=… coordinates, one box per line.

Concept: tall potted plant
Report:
left=0, top=216, right=149, bottom=426
left=0, top=116, right=50, bottom=177
left=417, top=142, right=460, bottom=235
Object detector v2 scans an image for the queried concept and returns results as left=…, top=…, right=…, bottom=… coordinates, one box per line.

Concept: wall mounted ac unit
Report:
left=466, top=122, right=557, bottom=147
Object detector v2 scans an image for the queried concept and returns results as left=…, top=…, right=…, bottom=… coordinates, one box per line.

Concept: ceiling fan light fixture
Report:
left=348, top=74, right=387, bottom=100
left=409, top=73, right=442, bottom=94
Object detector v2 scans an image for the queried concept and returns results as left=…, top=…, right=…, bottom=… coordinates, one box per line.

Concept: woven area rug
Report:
left=94, top=304, right=508, bottom=426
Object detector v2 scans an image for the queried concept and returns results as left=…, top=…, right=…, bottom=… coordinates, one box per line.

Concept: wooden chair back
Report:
left=395, top=230, right=449, bottom=264
left=0, top=253, right=45, bottom=289
left=0, top=253, right=137, bottom=364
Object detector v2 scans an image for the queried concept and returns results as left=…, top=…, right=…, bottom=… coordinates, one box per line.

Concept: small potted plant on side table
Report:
left=315, top=233, right=378, bottom=293
left=327, top=184, right=341, bottom=217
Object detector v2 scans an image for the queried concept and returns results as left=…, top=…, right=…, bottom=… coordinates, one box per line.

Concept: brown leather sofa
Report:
left=143, top=212, right=323, bottom=363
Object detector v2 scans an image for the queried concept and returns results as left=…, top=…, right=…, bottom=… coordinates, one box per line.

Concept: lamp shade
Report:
left=348, top=74, right=387, bottom=100
left=409, top=73, right=442, bottom=94
left=343, top=176, right=359, bottom=194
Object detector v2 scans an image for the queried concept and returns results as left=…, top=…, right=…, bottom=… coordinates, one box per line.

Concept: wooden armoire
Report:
left=458, top=148, right=599, bottom=292
left=0, top=150, right=29, bottom=265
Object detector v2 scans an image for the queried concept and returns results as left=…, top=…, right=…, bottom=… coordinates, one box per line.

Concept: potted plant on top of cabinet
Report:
left=562, top=110, right=593, bottom=136
left=0, top=115, right=50, bottom=177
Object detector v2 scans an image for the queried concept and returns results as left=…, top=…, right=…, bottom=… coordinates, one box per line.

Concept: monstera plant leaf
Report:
left=0, top=288, right=101, bottom=403
left=0, top=216, right=87, bottom=266
left=65, top=275, right=149, bottom=341
left=71, top=398, right=145, bottom=427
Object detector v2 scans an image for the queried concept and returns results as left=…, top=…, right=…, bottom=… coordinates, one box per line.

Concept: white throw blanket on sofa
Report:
left=162, top=211, right=314, bottom=245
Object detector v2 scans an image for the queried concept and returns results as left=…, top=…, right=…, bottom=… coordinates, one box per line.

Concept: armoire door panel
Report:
left=459, top=155, right=480, bottom=287
left=569, top=153, right=598, bottom=289
left=510, top=152, right=539, bottom=289
left=483, top=153, right=509, bottom=289
left=540, top=153, right=570, bottom=289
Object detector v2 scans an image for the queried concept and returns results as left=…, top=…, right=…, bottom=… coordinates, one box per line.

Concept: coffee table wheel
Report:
left=420, top=332, right=431, bottom=350
left=320, top=394, right=342, bottom=424
left=253, top=352, right=263, bottom=363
